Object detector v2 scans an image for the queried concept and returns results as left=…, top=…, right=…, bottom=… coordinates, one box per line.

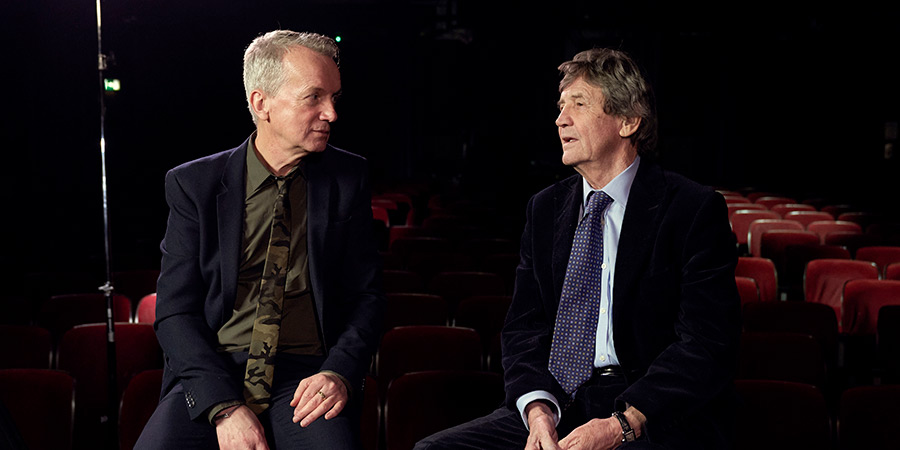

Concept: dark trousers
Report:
left=134, top=354, right=360, bottom=450
left=414, top=374, right=664, bottom=449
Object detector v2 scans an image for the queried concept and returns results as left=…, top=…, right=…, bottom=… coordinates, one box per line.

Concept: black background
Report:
left=1, top=0, right=898, bottom=294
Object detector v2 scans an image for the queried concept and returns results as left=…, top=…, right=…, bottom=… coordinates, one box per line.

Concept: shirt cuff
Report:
left=207, top=400, right=244, bottom=425
left=516, top=391, right=561, bottom=431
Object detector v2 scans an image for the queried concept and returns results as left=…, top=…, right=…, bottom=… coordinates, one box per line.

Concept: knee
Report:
left=413, top=436, right=439, bottom=450
left=413, top=429, right=459, bottom=450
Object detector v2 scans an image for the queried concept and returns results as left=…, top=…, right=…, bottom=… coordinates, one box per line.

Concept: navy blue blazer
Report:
left=501, top=160, right=740, bottom=447
left=155, top=138, right=384, bottom=421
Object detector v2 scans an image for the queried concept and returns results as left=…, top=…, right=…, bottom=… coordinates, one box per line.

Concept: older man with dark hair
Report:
left=415, top=48, right=740, bottom=450
left=135, top=30, right=384, bottom=450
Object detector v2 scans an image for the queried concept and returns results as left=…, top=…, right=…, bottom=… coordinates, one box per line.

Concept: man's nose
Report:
left=555, top=107, right=570, bottom=128
left=320, top=101, right=338, bottom=122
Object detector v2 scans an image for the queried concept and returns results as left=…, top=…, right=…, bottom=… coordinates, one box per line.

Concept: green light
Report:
left=104, top=78, right=121, bottom=92
left=335, top=35, right=342, bottom=43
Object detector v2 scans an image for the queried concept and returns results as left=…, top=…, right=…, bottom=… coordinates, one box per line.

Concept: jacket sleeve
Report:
left=316, top=157, right=385, bottom=388
left=501, top=194, right=567, bottom=409
left=155, top=168, right=243, bottom=421
left=617, top=190, right=741, bottom=429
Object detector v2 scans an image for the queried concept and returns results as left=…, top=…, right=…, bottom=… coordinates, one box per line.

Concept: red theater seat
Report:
left=742, top=301, right=838, bottom=368
left=804, top=259, right=878, bottom=331
left=784, top=211, right=837, bottom=229
left=56, top=323, right=163, bottom=450
left=37, top=293, right=132, bottom=342
left=838, top=385, right=900, bottom=450
left=384, top=293, right=448, bottom=330
left=0, top=369, right=75, bottom=450
left=383, top=371, right=503, bottom=450
left=736, top=257, right=778, bottom=302
left=136, top=293, right=157, bottom=324
left=838, top=212, right=881, bottom=230
left=739, top=331, right=826, bottom=388
left=886, top=262, right=900, bottom=280
left=734, top=380, right=830, bottom=450
left=360, top=375, right=379, bottom=450
left=375, top=326, right=482, bottom=395
left=758, top=229, right=818, bottom=263
left=119, top=369, right=163, bottom=450
left=735, top=276, right=760, bottom=307
left=842, top=280, right=900, bottom=335
left=112, top=270, right=160, bottom=310
left=748, top=220, right=804, bottom=258
left=731, top=210, right=781, bottom=248
left=727, top=203, right=766, bottom=219
left=781, top=243, right=850, bottom=299
left=807, top=220, right=862, bottom=243
left=746, top=191, right=782, bottom=202
left=754, top=196, right=797, bottom=209
left=771, top=203, right=816, bottom=217
left=856, top=246, right=900, bottom=277
left=824, top=231, right=882, bottom=257
left=427, top=271, right=506, bottom=317
left=878, top=305, right=900, bottom=383
left=372, top=205, right=391, bottom=227
left=454, top=295, right=512, bottom=359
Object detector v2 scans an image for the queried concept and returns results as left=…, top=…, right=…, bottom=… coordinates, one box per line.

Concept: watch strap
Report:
left=611, top=410, right=636, bottom=443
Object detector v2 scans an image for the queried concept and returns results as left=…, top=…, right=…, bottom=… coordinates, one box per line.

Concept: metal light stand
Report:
left=95, top=0, right=119, bottom=447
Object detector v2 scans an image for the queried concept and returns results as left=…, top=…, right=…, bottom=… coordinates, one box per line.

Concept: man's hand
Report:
left=215, top=405, right=269, bottom=450
left=558, top=407, right=646, bottom=450
left=524, top=401, right=561, bottom=450
left=290, top=372, right=349, bottom=427
left=558, top=418, right=620, bottom=450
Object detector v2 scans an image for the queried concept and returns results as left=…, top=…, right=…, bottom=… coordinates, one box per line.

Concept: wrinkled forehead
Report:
left=558, top=77, right=605, bottom=104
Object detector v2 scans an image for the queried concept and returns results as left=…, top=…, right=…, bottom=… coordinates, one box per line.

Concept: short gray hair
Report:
left=559, top=48, right=657, bottom=156
left=243, top=30, right=340, bottom=124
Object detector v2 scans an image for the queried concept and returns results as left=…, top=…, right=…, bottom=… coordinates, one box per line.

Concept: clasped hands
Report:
left=215, top=372, right=348, bottom=450
left=525, top=401, right=643, bottom=450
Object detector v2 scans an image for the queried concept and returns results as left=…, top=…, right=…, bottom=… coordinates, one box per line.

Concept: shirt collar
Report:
left=245, top=132, right=274, bottom=199
left=245, top=132, right=304, bottom=199
left=581, top=155, right=641, bottom=209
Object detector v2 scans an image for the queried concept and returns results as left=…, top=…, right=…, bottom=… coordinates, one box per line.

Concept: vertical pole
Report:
left=95, top=0, right=119, bottom=447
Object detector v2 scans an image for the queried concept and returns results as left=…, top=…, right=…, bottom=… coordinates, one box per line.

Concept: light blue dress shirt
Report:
left=516, top=156, right=641, bottom=428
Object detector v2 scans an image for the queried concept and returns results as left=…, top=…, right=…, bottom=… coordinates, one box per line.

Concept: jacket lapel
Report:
left=216, top=140, right=249, bottom=319
left=300, top=150, right=329, bottom=329
left=613, top=161, right=667, bottom=317
left=551, top=175, right=582, bottom=307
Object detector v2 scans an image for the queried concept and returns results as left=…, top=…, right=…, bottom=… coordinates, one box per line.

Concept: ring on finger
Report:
left=317, top=390, right=327, bottom=400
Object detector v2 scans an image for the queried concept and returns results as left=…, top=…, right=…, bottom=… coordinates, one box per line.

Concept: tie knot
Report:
left=274, top=174, right=293, bottom=197
left=586, top=190, right=613, bottom=215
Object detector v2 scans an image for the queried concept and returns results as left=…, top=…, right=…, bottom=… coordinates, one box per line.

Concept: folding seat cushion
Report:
left=804, top=259, right=878, bottom=331
left=736, top=257, right=778, bottom=302
left=842, top=280, right=900, bottom=335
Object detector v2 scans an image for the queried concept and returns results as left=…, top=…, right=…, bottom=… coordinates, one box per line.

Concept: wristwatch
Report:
left=213, top=405, right=241, bottom=423
left=611, top=411, right=636, bottom=443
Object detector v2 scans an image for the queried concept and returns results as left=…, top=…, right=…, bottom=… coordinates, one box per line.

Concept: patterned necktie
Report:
left=244, top=175, right=292, bottom=414
left=549, top=190, right=613, bottom=396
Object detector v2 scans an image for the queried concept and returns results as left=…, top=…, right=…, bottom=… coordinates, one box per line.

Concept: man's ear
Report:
left=619, top=116, right=641, bottom=138
left=249, top=89, right=268, bottom=122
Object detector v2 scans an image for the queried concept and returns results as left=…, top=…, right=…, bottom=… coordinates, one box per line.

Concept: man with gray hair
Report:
left=416, top=48, right=739, bottom=449
left=136, top=30, right=384, bottom=450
